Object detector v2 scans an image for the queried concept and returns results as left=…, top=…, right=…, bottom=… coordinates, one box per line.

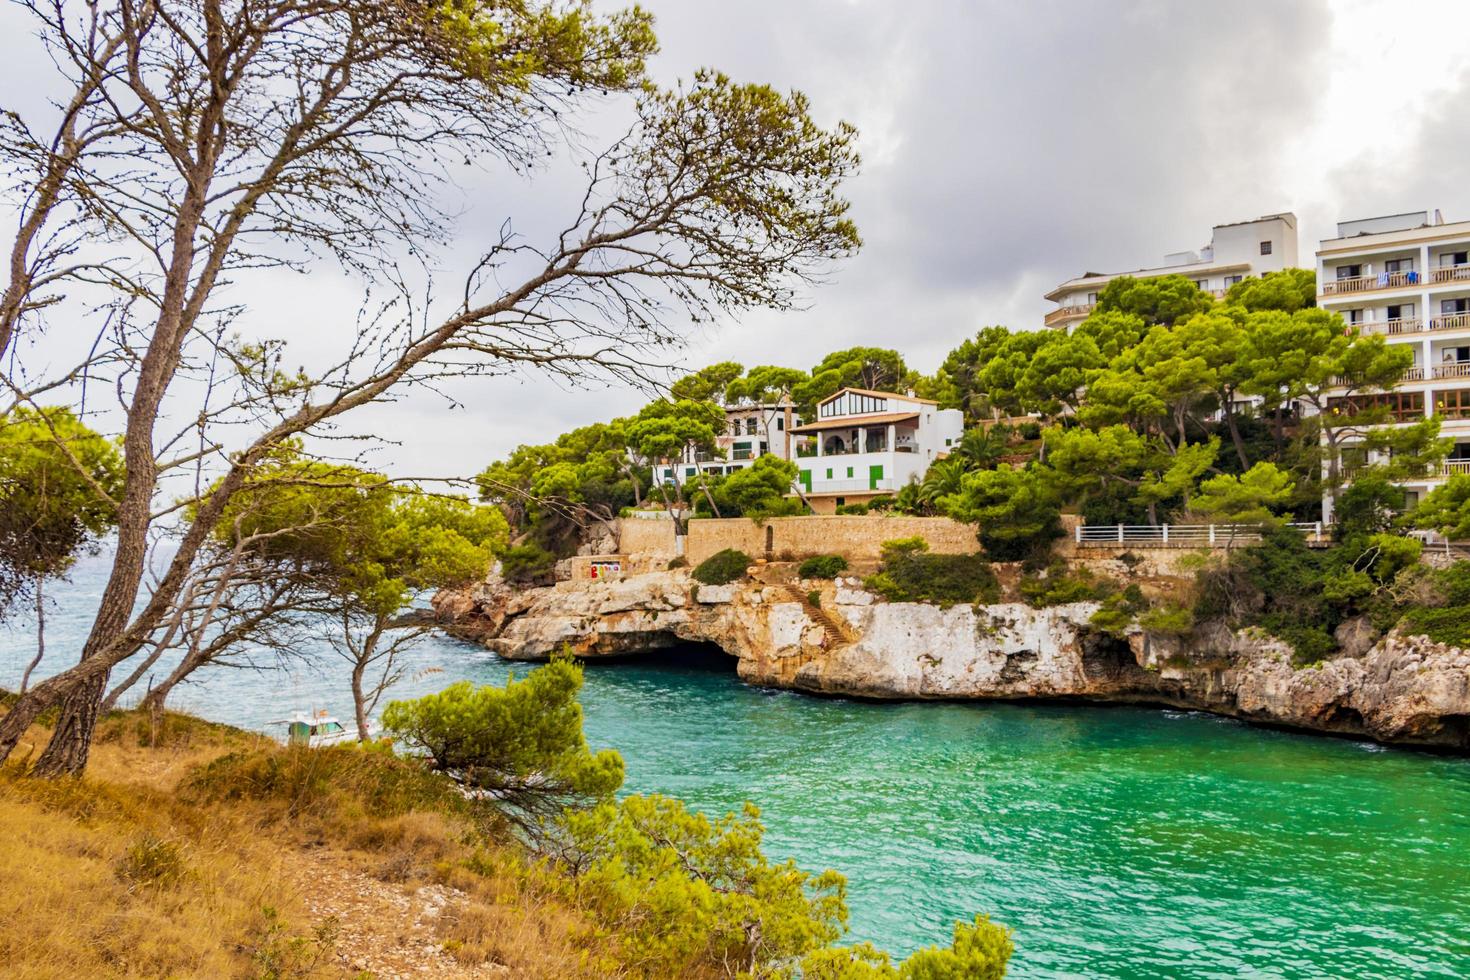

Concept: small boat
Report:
left=277, top=709, right=373, bottom=747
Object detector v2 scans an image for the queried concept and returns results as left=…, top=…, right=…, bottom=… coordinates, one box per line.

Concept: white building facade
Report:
left=788, top=388, right=964, bottom=513
left=1044, top=214, right=1299, bottom=329
left=652, top=402, right=798, bottom=486
left=1317, top=211, right=1470, bottom=509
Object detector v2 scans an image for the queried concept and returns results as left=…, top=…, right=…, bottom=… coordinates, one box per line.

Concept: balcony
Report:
left=1443, top=460, right=1470, bottom=476
left=1044, top=303, right=1095, bottom=327
left=1430, top=264, right=1470, bottom=285
left=1360, top=317, right=1424, bottom=336
left=1321, top=271, right=1421, bottom=296
left=1403, top=367, right=1427, bottom=382
left=1434, top=362, right=1470, bottom=380
left=1431, top=313, right=1470, bottom=331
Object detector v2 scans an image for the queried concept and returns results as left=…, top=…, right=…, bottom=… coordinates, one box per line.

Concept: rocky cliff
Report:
left=433, top=571, right=1470, bottom=751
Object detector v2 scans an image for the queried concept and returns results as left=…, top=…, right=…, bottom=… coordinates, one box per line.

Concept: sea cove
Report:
left=5, top=556, right=1469, bottom=978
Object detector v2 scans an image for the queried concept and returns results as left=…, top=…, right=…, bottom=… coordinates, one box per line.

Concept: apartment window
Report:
left=1338, top=264, right=1362, bottom=279
left=775, top=418, right=784, bottom=431
left=1345, top=309, right=1364, bottom=324
left=745, top=419, right=757, bottom=435
left=1224, top=274, right=1244, bottom=286
left=1438, top=389, right=1470, bottom=419
left=1385, top=258, right=1414, bottom=273
left=1260, top=241, right=1272, bottom=255
left=1086, top=292, right=1100, bottom=304
left=1442, top=251, right=1469, bottom=267
left=1387, top=304, right=1413, bottom=320
left=1193, top=278, right=1209, bottom=290
left=1444, top=346, right=1470, bottom=364
left=1443, top=299, right=1469, bottom=315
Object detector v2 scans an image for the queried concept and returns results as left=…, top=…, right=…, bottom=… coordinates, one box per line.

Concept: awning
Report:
left=789, top=412, right=919, bottom=434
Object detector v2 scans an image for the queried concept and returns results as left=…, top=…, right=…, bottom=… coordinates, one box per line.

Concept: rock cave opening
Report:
left=585, top=639, right=738, bottom=674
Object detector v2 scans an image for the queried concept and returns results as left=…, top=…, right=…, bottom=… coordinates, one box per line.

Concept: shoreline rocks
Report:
left=432, top=571, right=1470, bottom=752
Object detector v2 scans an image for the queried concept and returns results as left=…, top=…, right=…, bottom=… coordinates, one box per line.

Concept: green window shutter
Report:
left=799, top=469, right=812, bottom=492
left=869, top=464, right=883, bottom=490
left=846, top=466, right=854, bottom=478
left=825, top=468, right=833, bottom=479
left=685, top=467, right=696, bottom=477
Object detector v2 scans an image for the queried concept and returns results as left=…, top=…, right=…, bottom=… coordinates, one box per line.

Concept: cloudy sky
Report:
left=9, top=0, right=1470, bottom=479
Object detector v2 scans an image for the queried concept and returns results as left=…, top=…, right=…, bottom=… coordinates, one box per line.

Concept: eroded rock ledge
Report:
left=432, top=571, right=1470, bottom=751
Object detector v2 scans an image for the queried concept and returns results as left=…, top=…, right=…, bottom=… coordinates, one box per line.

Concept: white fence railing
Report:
left=1074, top=522, right=1326, bottom=547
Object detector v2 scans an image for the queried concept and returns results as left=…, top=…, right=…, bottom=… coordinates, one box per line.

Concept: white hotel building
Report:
left=1044, top=214, right=1299, bottom=330
left=1316, top=210, right=1470, bottom=507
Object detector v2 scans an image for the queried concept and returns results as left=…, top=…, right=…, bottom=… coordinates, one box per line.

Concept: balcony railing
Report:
left=1360, top=317, right=1425, bottom=336
left=1442, top=460, right=1470, bottom=476
left=1074, top=522, right=1327, bottom=548
left=1430, top=264, right=1470, bottom=285
left=1322, top=271, right=1420, bottom=295
left=1433, top=362, right=1470, bottom=380
left=1044, top=303, right=1095, bottom=327
left=1431, top=313, right=1470, bottom=331
left=1403, top=367, right=1427, bottom=381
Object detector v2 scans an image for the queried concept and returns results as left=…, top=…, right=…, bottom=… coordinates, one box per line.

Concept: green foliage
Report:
left=692, top=548, right=751, bottom=585
left=1334, top=471, right=1405, bottom=538
left=719, top=455, right=804, bottom=518
left=1224, top=268, right=1317, bottom=312
left=670, top=361, right=744, bottom=403
left=1414, top=473, right=1470, bottom=539
left=1095, top=273, right=1214, bottom=327
left=1400, top=605, right=1470, bottom=647
left=865, top=538, right=999, bottom=607
left=1018, top=563, right=1114, bottom=608
left=939, top=464, right=1061, bottom=562
left=1137, top=603, right=1194, bottom=637
left=1089, top=584, right=1148, bottom=636
left=116, top=833, right=188, bottom=891
left=1190, top=462, right=1295, bottom=525
left=835, top=503, right=870, bottom=515
left=799, top=555, right=849, bottom=579
left=667, top=556, right=688, bottom=570
left=382, top=658, right=623, bottom=834
left=0, top=406, right=125, bottom=613
left=501, top=544, right=556, bottom=584
left=801, top=916, right=1012, bottom=978
left=559, top=794, right=849, bottom=977
left=794, top=347, right=916, bottom=415
left=807, top=589, right=822, bottom=608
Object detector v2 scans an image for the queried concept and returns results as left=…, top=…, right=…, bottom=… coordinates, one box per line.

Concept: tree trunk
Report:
left=30, top=674, right=106, bottom=777
left=19, top=575, right=44, bottom=695
left=1225, top=409, right=1250, bottom=469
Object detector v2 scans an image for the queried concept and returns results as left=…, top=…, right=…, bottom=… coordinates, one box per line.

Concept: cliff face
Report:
left=433, top=572, right=1470, bottom=751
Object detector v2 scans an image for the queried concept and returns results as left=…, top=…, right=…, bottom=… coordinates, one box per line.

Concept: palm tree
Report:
left=918, top=457, right=970, bottom=510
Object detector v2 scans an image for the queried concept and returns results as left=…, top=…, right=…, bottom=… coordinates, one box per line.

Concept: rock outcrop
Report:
left=433, top=571, right=1470, bottom=751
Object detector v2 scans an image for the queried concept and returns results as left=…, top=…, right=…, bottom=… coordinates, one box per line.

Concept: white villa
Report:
left=652, top=401, right=798, bottom=486
left=1044, top=214, right=1299, bottom=330
left=788, top=388, right=964, bottom=513
left=1317, top=210, right=1470, bottom=512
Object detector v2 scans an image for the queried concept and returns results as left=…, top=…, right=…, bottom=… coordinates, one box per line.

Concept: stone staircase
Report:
left=779, top=584, right=857, bottom=648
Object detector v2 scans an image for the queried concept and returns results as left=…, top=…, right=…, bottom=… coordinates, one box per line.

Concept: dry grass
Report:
left=0, top=701, right=627, bottom=979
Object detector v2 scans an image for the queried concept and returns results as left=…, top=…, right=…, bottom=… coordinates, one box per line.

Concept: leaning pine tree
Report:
left=0, top=0, right=859, bottom=775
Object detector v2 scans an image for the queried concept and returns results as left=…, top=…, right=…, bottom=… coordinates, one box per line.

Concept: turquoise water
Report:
left=6, top=553, right=1470, bottom=978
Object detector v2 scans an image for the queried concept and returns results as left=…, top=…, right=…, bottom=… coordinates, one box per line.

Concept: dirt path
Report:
left=281, top=849, right=502, bottom=979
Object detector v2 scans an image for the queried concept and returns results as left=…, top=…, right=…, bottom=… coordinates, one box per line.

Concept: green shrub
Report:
left=667, top=556, right=688, bottom=570
left=116, top=834, right=188, bottom=891
left=807, top=589, right=822, bottom=608
left=500, top=544, right=556, bottom=584
left=866, top=494, right=896, bottom=512
left=1260, top=614, right=1337, bottom=664
left=799, top=554, right=849, bottom=579
left=864, top=538, right=999, bottom=607
left=1089, top=585, right=1147, bottom=636
left=1138, top=603, right=1195, bottom=637
left=1400, top=604, right=1470, bottom=647
left=835, top=503, right=869, bottom=515
left=1018, top=562, right=1114, bottom=608
left=692, top=548, right=751, bottom=585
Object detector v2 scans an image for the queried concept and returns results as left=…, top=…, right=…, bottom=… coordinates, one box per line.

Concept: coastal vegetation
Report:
left=0, top=660, right=1014, bottom=977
